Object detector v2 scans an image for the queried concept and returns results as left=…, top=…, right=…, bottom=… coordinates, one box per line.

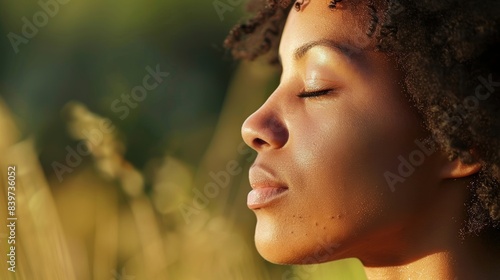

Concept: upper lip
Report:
left=249, top=164, right=288, bottom=190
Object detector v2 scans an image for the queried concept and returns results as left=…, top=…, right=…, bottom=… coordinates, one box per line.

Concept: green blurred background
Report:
left=0, top=0, right=366, bottom=279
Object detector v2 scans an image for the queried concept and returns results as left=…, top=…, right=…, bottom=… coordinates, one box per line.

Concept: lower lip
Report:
left=247, top=187, right=288, bottom=209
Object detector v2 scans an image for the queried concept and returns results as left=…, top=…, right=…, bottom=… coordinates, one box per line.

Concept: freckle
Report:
left=315, top=222, right=318, bottom=226
left=323, top=227, right=326, bottom=230
left=331, top=216, right=335, bottom=219
left=291, top=231, right=294, bottom=234
left=337, top=214, right=342, bottom=219
left=299, top=216, right=302, bottom=219
left=293, top=215, right=295, bottom=217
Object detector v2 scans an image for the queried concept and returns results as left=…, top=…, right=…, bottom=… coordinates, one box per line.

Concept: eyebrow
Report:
left=278, top=39, right=358, bottom=65
left=293, top=39, right=355, bottom=61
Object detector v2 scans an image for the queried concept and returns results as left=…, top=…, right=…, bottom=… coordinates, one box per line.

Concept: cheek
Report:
left=295, top=96, right=424, bottom=189
left=291, top=95, right=433, bottom=230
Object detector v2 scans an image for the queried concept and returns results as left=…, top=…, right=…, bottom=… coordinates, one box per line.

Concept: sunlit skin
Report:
left=241, top=0, right=500, bottom=279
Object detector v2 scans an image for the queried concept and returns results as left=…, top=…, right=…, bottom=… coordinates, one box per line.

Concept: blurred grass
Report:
left=0, top=0, right=367, bottom=279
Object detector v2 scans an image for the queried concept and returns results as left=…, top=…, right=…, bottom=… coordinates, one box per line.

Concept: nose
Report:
left=241, top=104, right=289, bottom=152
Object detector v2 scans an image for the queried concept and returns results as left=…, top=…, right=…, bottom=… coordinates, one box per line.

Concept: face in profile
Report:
left=241, top=0, right=463, bottom=266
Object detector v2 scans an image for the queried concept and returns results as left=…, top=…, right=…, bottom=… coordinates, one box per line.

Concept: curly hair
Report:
left=225, top=0, right=500, bottom=235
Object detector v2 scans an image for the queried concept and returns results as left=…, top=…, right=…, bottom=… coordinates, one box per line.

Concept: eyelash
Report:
left=297, top=89, right=333, bottom=98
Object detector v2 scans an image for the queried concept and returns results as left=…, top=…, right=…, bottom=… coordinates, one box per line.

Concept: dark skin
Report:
left=241, top=0, right=500, bottom=279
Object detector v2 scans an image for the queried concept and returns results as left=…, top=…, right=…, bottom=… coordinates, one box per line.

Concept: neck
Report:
left=362, top=180, right=500, bottom=280
left=364, top=242, right=500, bottom=280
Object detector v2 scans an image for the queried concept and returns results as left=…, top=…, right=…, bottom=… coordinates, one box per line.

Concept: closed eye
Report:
left=297, top=89, right=333, bottom=98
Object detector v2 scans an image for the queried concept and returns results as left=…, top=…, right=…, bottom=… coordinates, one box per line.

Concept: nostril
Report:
left=253, top=138, right=268, bottom=147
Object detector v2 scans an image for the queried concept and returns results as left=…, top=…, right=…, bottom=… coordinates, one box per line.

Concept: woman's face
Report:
left=241, top=1, right=447, bottom=264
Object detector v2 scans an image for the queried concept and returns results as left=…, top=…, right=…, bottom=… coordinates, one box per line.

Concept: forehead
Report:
left=279, top=0, right=373, bottom=58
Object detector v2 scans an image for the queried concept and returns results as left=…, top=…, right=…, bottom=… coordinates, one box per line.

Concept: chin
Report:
left=255, top=238, right=345, bottom=265
left=254, top=220, right=345, bottom=265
